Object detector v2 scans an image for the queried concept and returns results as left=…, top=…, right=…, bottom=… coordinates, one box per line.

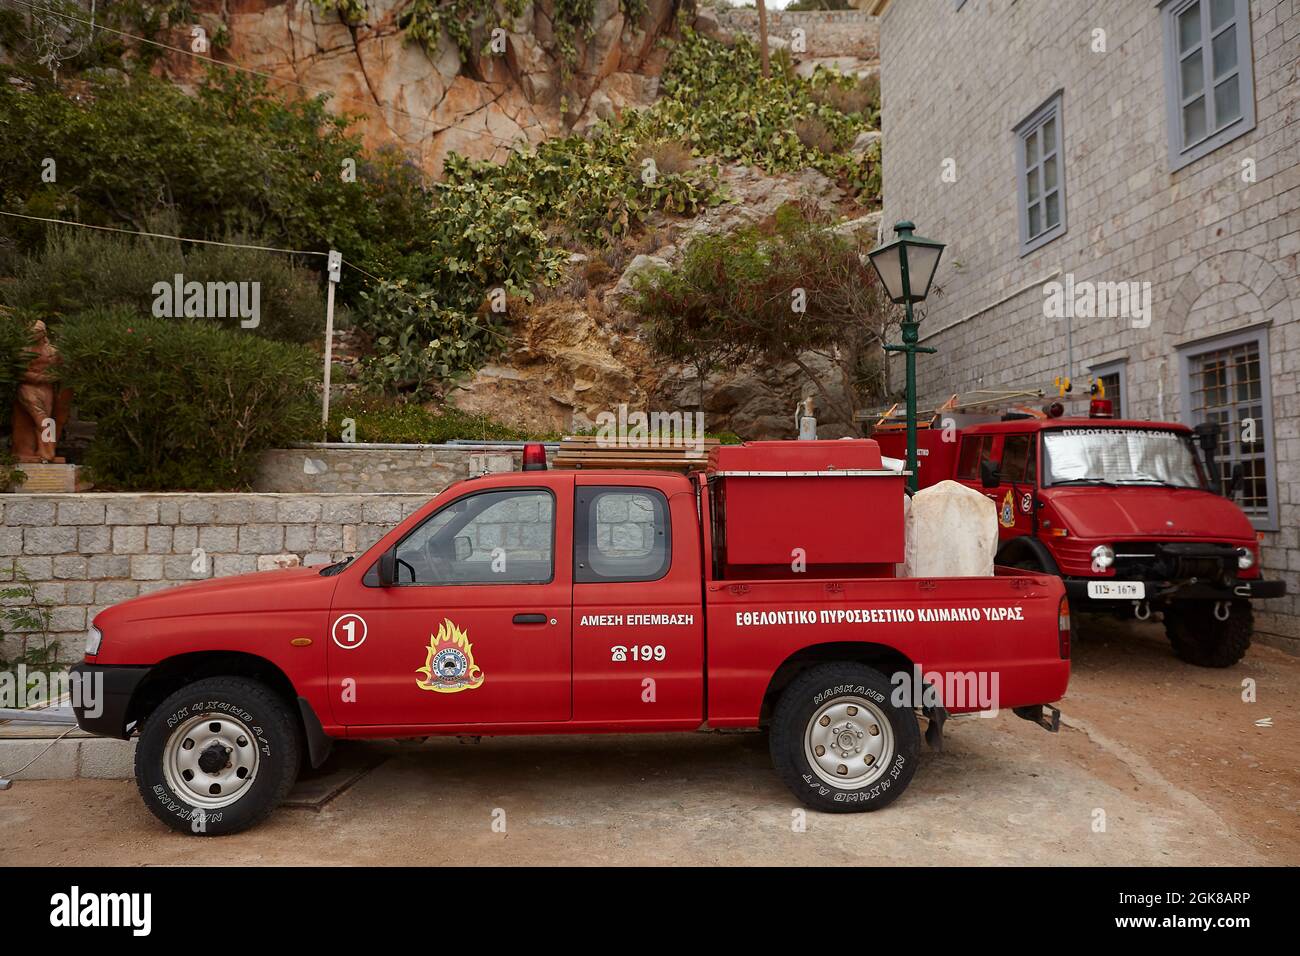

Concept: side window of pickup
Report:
left=957, top=435, right=992, bottom=480
left=1000, top=434, right=1037, bottom=484
left=574, top=487, right=671, bottom=583
left=391, top=489, right=554, bottom=585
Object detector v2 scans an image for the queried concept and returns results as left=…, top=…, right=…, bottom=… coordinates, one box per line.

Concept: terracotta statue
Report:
left=11, top=319, right=69, bottom=464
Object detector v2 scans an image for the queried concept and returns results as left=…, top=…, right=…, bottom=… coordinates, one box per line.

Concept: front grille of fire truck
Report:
left=1113, top=542, right=1238, bottom=585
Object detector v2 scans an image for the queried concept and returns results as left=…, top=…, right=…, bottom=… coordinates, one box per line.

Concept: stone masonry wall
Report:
left=877, top=0, right=1300, bottom=649
left=253, top=444, right=545, bottom=493
left=714, top=8, right=879, bottom=59
left=0, top=493, right=429, bottom=664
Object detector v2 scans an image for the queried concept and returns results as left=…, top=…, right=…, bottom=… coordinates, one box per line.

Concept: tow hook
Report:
left=1134, top=600, right=1151, bottom=621
left=1013, top=704, right=1061, bottom=733
left=1214, top=600, right=1231, bottom=621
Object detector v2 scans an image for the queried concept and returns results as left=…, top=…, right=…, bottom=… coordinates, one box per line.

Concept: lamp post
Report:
left=868, top=221, right=945, bottom=495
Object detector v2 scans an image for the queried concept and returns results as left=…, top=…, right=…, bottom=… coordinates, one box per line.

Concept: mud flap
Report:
left=923, top=706, right=948, bottom=751
left=1013, top=704, right=1061, bottom=732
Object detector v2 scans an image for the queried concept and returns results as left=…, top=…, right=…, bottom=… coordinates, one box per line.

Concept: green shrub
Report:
left=0, top=71, right=432, bottom=300
left=630, top=203, right=895, bottom=424
left=0, top=306, right=33, bottom=416
left=322, top=394, right=530, bottom=444
left=0, top=307, right=34, bottom=486
left=355, top=279, right=515, bottom=396
left=3, top=230, right=327, bottom=344
left=58, top=308, right=317, bottom=490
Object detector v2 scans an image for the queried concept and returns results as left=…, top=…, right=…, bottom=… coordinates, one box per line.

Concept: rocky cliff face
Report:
left=179, top=1, right=881, bottom=440
left=181, top=0, right=678, bottom=175
left=451, top=164, right=882, bottom=440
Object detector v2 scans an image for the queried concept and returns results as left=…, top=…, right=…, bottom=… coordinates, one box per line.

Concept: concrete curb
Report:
left=0, top=735, right=135, bottom=780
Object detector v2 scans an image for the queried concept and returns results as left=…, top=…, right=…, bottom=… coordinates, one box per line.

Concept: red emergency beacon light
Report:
left=522, top=442, right=548, bottom=471
left=1088, top=398, right=1114, bottom=418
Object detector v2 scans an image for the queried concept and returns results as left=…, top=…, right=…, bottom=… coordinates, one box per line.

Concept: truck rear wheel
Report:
left=769, top=663, right=920, bottom=813
left=1164, top=601, right=1252, bottom=668
left=134, top=677, right=301, bottom=836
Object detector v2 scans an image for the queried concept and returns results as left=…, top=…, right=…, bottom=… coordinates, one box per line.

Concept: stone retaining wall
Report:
left=254, top=444, right=543, bottom=493
left=714, top=8, right=879, bottom=59
left=0, top=493, right=430, bottom=664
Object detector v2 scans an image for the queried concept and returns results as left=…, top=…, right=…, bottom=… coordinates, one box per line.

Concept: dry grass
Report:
left=810, top=73, right=880, bottom=118
left=795, top=117, right=838, bottom=154
left=631, top=139, right=697, bottom=179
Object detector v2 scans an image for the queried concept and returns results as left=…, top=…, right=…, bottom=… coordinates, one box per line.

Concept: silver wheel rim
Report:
left=804, top=695, right=894, bottom=789
left=163, top=712, right=261, bottom=809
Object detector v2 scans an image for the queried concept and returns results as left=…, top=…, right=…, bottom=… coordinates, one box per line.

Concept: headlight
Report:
left=1091, top=545, right=1115, bottom=570
left=85, top=625, right=103, bottom=657
left=1237, top=548, right=1255, bottom=570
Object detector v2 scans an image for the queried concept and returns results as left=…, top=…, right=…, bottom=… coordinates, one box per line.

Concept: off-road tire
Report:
left=134, top=677, right=301, bottom=836
left=770, top=662, right=920, bottom=813
left=1164, top=601, right=1252, bottom=668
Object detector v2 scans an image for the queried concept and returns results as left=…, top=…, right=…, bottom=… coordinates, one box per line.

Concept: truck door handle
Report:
left=513, top=613, right=547, bottom=625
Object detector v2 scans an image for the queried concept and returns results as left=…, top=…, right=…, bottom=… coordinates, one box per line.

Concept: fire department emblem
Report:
left=416, top=619, right=485, bottom=693
left=999, top=490, right=1016, bottom=528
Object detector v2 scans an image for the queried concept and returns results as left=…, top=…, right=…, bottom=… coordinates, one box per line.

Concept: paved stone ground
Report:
left=1, top=618, right=1295, bottom=866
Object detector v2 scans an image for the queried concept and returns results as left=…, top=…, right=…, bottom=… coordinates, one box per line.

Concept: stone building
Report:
left=869, top=0, right=1299, bottom=649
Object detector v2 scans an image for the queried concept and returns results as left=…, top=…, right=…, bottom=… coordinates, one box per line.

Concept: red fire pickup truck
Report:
left=73, top=440, right=1069, bottom=836
left=874, top=402, right=1285, bottom=667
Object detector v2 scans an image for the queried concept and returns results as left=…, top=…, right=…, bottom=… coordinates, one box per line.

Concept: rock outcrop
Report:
left=450, top=163, right=877, bottom=440
left=178, top=0, right=681, bottom=175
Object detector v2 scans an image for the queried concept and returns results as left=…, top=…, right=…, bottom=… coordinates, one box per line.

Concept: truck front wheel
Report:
left=770, top=662, right=920, bottom=813
left=1163, top=600, right=1252, bottom=668
left=134, top=677, right=302, bottom=836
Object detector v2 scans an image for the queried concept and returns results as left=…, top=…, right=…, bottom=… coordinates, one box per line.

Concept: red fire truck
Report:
left=73, top=440, right=1069, bottom=835
left=873, top=395, right=1285, bottom=668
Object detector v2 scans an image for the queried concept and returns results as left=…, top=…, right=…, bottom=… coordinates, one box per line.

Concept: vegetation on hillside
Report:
left=630, top=202, right=896, bottom=424
left=0, top=7, right=885, bottom=485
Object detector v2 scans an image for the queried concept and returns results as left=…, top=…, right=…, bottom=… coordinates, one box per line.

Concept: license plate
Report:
left=1087, top=581, right=1145, bottom=600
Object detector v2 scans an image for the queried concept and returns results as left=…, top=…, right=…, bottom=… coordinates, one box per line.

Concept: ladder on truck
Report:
left=858, top=389, right=1047, bottom=432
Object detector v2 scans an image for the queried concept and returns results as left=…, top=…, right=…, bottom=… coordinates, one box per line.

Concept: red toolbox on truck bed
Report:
left=707, top=440, right=905, bottom=571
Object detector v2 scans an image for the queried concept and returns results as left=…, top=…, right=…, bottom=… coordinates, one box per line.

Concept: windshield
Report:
left=1041, top=428, right=1205, bottom=488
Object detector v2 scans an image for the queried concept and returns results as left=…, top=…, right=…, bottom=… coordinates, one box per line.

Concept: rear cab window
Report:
left=957, top=434, right=994, bottom=480
left=574, top=487, right=671, bottom=583
left=999, top=433, right=1037, bottom=484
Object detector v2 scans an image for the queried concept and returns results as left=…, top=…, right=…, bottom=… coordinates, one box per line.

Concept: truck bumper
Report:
left=1064, top=577, right=1286, bottom=604
left=69, top=663, right=150, bottom=739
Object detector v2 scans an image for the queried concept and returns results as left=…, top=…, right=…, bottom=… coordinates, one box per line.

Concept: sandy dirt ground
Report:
left=2, top=617, right=1296, bottom=866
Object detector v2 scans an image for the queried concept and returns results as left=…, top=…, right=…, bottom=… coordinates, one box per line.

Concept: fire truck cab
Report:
left=874, top=398, right=1285, bottom=668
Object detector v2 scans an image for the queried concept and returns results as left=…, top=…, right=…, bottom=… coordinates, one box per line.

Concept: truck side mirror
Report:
left=454, top=535, right=473, bottom=561
left=1193, top=421, right=1223, bottom=494
left=377, top=549, right=396, bottom=587
left=980, top=459, right=1000, bottom=489
left=1227, top=462, right=1245, bottom=499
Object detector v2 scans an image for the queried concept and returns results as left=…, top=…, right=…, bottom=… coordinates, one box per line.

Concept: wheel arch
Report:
left=759, top=641, right=917, bottom=724
left=127, top=651, right=296, bottom=728
left=995, top=535, right=1061, bottom=575
left=125, top=651, right=331, bottom=766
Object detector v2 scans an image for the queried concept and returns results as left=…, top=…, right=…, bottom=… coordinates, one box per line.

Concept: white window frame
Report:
left=1159, top=0, right=1256, bottom=171
left=1177, top=325, right=1278, bottom=530
left=1013, top=90, right=1067, bottom=256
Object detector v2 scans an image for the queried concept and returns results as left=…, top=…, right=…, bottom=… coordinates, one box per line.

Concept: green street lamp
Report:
left=868, top=221, right=945, bottom=495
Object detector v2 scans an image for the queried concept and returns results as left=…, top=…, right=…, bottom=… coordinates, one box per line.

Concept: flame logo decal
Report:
left=416, top=619, right=485, bottom=693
